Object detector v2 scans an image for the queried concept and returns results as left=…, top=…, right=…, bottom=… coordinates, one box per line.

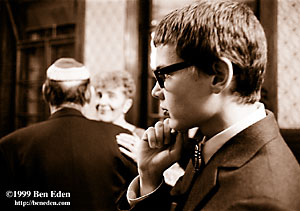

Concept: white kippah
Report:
left=46, top=58, right=90, bottom=81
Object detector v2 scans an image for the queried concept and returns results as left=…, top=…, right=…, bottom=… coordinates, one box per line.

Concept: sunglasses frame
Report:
left=153, top=62, right=192, bottom=88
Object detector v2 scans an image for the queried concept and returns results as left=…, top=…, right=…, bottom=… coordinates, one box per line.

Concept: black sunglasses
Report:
left=153, top=62, right=192, bottom=88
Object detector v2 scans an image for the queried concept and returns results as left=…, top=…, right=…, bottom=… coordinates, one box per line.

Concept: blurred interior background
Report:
left=0, top=0, right=299, bottom=161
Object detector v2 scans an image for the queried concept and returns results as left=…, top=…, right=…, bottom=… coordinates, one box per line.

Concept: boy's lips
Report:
left=161, top=107, right=170, bottom=117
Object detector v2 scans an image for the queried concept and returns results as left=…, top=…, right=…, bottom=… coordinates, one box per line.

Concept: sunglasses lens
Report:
left=153, top=61, right=191, bottom=88
left=154, top=71, right=164, bottom=88
left=157, top=75, right=165, bottom=88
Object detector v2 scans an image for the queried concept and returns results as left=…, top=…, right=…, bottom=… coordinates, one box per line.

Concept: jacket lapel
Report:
left=182, top=156, right=219, bottom=210
left=181, top=111, right=281, bottom=210
left=170, top=160, right=195, bottom=196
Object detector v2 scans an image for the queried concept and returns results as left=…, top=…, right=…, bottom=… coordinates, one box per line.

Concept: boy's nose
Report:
left=151, top=82, right=164, bottom=100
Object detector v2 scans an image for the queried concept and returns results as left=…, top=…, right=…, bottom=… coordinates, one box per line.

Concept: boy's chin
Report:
left=168, top=119, right=188, bottom=132
left=169, top=118, right=190, bottom=132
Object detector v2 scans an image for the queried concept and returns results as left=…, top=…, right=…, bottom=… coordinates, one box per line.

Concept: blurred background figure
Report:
left=0, top=58, right=137, bottom=210
left=93, top=70, right=145, bottom=138
left=83, top=70, right=145, bottom=161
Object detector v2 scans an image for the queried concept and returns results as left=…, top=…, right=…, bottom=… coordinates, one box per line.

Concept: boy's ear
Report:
left=211, top=57, right=233, bottom=93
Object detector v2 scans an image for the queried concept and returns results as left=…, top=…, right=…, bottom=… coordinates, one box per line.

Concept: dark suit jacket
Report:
left=118, top=111, right=300, bottom=211
left=0, top=108, right=137, bottom=211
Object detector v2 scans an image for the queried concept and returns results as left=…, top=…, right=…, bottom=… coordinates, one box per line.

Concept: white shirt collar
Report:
left=202, top=102, right=266, bottom=164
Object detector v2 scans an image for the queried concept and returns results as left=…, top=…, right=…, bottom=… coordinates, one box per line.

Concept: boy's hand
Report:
left=137, top=118, right=186, bottom=195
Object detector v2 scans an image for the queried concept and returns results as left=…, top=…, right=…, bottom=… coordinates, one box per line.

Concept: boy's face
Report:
left=152, top=45, right=218, bottom=132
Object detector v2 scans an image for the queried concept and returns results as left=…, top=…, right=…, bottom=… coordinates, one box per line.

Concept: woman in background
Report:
left=86, top=70, right=145, bottom=161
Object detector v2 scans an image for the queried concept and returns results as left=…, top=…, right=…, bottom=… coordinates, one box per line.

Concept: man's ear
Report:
left=211, top=57, right=233, bottom=93
left=123, top=98, right=133, bottom=114
left=42, top=83, right=46, bottom=95
left=84, top=85, right=94, bottom=102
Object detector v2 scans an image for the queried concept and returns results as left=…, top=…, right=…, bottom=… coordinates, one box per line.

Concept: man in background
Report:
left=0, top=58, right=137, bottom=210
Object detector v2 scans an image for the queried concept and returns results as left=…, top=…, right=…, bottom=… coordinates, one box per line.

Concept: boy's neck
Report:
left=201, top=101, right=259, bottom=139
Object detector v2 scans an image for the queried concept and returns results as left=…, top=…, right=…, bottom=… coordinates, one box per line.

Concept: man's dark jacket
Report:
left=0, top=108, right=137, bottom=210
left=118, top=111, right=300, bottom=211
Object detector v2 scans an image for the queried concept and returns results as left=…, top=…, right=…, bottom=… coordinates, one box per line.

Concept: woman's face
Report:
left=94, top=87, right=130, bottom=123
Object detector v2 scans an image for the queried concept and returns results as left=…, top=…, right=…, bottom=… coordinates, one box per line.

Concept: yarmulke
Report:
left=46, top=58, right=90, bottom=81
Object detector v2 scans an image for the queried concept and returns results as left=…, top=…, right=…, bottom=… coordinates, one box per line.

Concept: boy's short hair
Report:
left=154, top=0, right=267, bottom=103
left=92, top=70, right=136, bottom=99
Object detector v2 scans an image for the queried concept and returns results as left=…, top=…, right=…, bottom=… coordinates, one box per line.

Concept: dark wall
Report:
left=0, top=1, right=16, bottom=138
left=281, top=129, right=300, bottom=163
left=0, top=0, right=82, bottom=138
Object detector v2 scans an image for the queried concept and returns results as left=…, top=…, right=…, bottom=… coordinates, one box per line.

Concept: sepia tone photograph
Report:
left=0, top=0, right=299, bottom=210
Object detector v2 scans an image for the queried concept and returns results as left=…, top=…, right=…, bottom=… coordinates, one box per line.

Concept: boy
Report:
left=118, top=1, right=300, bottom=210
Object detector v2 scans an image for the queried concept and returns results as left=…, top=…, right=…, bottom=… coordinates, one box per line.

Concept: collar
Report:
left=49, top=107, right=84, bottom=120
left=202, top=102, right=266, bottom=164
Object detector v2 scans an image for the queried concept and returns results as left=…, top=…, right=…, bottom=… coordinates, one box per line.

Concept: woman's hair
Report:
left=154, top=0, right=267, bottom=103
left=42, top=79, right=90, bottom=106
left=92, top=70, right=136, bottom=99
